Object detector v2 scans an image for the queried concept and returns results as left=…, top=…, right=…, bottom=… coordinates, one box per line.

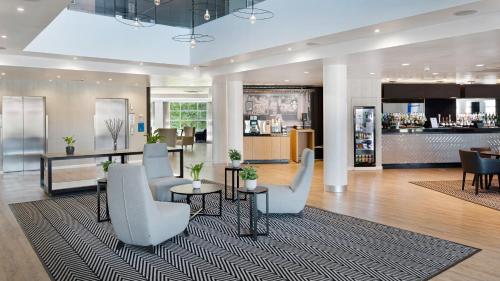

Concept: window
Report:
left=169, top=102, right=207, bottom=131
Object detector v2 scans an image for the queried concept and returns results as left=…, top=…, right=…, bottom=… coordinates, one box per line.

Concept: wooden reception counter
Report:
left=243, top=135, right=290, bottom=163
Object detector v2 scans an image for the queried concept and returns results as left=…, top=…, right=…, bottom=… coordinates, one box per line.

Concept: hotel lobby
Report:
left=1, top=0, right=500, bottom=280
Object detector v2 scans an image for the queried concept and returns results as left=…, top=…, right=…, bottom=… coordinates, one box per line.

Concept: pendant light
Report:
left=233, top=0, right=273, bottom=24
left=172, top=0, right=214, bottom=47
left=204, top=0, right=210, bottom=21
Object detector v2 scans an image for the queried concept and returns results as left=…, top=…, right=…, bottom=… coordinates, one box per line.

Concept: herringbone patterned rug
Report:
left=10, top=181, right=478, bottom=281
left=411, top=180, right=500, bottom=211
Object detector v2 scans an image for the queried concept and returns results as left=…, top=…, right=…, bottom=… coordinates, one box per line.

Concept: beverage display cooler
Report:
left=354, top=106, right=376, bottom=167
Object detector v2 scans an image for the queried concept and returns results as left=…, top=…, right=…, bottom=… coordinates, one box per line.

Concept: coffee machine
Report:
left=244, top=115, right=261, bottom=135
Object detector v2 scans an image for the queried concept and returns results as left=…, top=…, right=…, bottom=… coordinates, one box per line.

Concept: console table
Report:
left=40, top=147, right=183, bottom=196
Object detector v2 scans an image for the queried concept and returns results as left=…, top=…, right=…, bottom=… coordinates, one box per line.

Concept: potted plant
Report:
left=145, top=129, right=163, bottom=144
left=101, top=160, right=113, bottom=178
left=240, top=166, right=258, bottom=190
left=228, top=149, right=242, bottom=168
left=63, top=136, right=76, bottom=155
left=187, top=162, right=204, bottom=189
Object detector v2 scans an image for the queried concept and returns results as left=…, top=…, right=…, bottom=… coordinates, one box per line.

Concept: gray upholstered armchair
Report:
left=143, top=143, right=191, bottom=201
left=107, top=164, right=190, bottom=248
left=257, top=148, right=314, bottom=214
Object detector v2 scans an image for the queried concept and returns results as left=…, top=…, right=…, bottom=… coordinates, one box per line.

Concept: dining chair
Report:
left=470, top=147, right=493, bottom=188
left=459, top=150, right=500, bottom=195
left=158, top=128, right=178, bottom=147
left=179, top=126, right=195, bottom=150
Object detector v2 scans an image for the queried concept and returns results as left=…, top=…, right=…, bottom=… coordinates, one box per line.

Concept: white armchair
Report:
left=257, top=148, right=314, bottom=214
left=107, top=164, right=190, bottom=248
left=143, top=143, right=191, bottom=201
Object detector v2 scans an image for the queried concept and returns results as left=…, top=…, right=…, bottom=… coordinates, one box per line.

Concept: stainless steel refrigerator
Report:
left=2, top=96, right=46, bottom=172
left=94, top=98, right=129, bottom=151
left=354, top=106, right=376, bottom=167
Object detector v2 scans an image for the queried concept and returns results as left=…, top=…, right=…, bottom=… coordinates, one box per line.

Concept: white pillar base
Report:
left=324, top=184, right=348, bottom=193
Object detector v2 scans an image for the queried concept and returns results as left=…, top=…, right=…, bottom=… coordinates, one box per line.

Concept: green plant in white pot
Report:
left=240, top=166, right=258, bottom=190
left=228, top=149, right=242, bottom=168
left=187, top=162, right=204, bottom=189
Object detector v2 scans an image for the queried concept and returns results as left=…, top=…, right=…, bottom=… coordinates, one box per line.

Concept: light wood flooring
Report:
left=0, top=143, right=499, bottom=280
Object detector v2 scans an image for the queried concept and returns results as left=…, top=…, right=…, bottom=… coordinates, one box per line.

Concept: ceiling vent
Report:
left=306, top=42, right=321, bottom=46
left=453, top=10, right=478, bottom=16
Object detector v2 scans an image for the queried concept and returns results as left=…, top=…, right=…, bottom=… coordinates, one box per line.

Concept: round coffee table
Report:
left=170, top=183, right=222, bottom=220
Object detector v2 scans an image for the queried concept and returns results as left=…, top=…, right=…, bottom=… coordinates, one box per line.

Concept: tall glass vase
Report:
left=113, top=141, right=117, bottom=151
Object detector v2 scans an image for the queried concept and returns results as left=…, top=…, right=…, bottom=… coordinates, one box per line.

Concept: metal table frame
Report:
left=171, top=187, right=223, bottom=221
left=40, top=148, right=183, bottom=196
left=224, top=166, right=247, bottom=201
left=237, top=186, right=269, bottom=241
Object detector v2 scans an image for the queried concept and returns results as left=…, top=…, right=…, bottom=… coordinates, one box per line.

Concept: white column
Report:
left=323, top=63, right=348, bottom=192
left=226, top=79, right=244, bottom=155
left=153, top=101, right=164, bottom=129
left=211, top=78, right=228, bottom=164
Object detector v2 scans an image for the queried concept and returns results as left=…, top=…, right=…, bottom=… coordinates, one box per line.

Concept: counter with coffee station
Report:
left=243, top=116, right=315, bottom=163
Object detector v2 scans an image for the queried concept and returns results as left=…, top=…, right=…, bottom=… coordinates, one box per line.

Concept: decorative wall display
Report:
left=243, top=88, right=312, bottom=128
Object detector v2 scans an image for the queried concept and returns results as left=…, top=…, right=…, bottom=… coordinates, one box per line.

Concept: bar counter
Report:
left=382, top=127, right=500, bottom=168
left=243, top=134, right=290, bottom=163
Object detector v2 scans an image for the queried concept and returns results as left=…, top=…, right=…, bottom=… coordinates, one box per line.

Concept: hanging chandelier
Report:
left=114, top=0, right=159, bottom=28
left=233, top=0, right=273, bottom=24
left=172, top=0, right=215, bottom=48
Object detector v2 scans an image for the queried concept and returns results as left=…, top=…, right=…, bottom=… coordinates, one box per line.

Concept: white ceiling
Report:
left=1, top=0, right=500, bottom=87
left=239, top=28, right=500, bottom=85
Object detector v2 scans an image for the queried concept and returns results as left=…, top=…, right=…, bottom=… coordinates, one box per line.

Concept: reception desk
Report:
left=243, top=135, right=290, bottom=163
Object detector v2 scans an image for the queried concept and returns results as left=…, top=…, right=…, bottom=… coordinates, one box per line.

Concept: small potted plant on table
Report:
left=187, top=162, right=204, bottom=189
left=63, top=136, right=76, bottom=155
left=240, top=166, right=258, bottom=190
left=101, top=160, right=113, bottom=178
left=145, top=129, right=163, bottom=144
left=228, top=149, right=242, bottom=168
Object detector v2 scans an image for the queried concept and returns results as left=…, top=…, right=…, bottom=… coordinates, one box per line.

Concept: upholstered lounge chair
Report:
left=143, top=143, right=191, bottom=202
left=256, top=148, right=314, bottom=214
left=107, top=164, right=190, bottom=248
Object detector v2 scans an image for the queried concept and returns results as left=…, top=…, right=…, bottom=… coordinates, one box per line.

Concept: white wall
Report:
left=211, top=78, right=228, bottom=164
left=0, top=79, right=147, bottom=169
left=347, top=78, right=382, bottom=169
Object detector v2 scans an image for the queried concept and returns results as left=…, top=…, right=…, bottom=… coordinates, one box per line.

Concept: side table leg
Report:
left=252, top=194, right=258, bottom=241
left=97, top=183, right=102, bottom=222
left=219, top=190, right=222, bottom=216
left=237, top=192, right=241, bottom=236
left=225, top=169, right=228, bottom=200
left=232, top=170, right=236, bottom=201
left=266, top=192, right=269, bottom=235
left=202, top=194, right=206, bottom=213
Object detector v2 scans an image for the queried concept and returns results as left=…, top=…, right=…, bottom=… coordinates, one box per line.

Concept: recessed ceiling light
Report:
left=230, top=59, right=235, bottom=63
left=73, top=57, right=78, bottom=60
left=56, top=75, right=61, bottom=79
left=303, top=71, right=309, bottom=74
left=284, top=79, right=290, bottom=82
left=475, top=64, right=484, bottom=67
left=17, top=7, right=25, bottom=12
left=374, top=29, right=380, bottom=33
left=401, top=63, right=410, bottom=66
left=424, top=66, right=431, bottom=71
left=48, top=80, right=53, bottom=82
left=139, top=62, right=144, bottom=66
left=432, top=72, right=440, bottom=75
left=1, top=35, right=7, bottom=39
left=1, top=72, right=5, bottom=76
left=369, top=72, right=375, bottom=75
left=135, top=83, right=139, bottom=86
left=108, top=78, right=112, bottom=81
left=96, top=81, right=101, bottom=84
left=287, top=47, right=292, bottom=51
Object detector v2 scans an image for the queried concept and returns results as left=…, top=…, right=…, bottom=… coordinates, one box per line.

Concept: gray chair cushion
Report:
left=107, top=164, right=190, bottom=246
left=257, top=148, right=314, bottom=214
left=149, top=177, right=192, bottom=202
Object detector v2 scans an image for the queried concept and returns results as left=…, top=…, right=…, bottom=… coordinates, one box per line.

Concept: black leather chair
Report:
left=459, top=150, right=500, bottom=195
